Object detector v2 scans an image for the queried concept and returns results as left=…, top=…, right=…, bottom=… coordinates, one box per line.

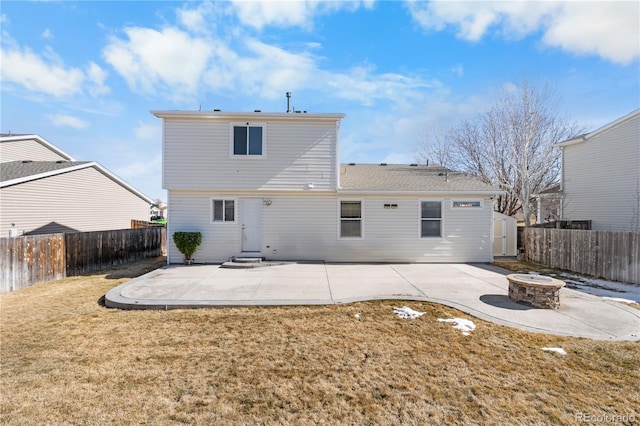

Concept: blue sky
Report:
left=2, top=0, right=639, bottom=202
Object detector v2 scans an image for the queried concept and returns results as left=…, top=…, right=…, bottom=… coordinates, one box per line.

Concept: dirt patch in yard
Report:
left=1, top=257, right=638, bottom=424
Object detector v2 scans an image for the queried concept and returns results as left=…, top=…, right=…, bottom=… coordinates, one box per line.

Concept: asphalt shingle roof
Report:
left=1, top=161, right=90, bottom=183
left=339, top=163, right=497, bottom=192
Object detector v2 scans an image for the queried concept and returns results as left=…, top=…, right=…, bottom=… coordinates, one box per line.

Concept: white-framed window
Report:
left=339, top=199, right=363, bottom=238
left=230, top=122, right=266, bottom=157
left=420, top=200, right=442, bottom=238
left=210, top=198, right=237, bottom=223
left=452, top=200, right=483, bottom=209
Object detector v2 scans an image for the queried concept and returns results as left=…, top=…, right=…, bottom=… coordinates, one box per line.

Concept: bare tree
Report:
left=415, top=120, right=455, bottom=168
left=417, top=77, right=580, bottom=226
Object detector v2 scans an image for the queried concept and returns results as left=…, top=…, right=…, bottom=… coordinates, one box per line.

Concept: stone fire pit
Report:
left=507, top=274, right=565, bottom=310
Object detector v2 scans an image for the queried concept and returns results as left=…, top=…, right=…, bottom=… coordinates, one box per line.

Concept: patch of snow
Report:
left=393, top=306, right=425, bottom=319
left=437, top=318, right=476, bottom=335
left=602, top=297, right=638, bottom=305
left=542, top=347, right=567, bottom=356
left=532, top=271, right=640, bottom=303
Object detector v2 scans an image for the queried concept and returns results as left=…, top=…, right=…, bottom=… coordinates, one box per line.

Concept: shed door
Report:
left=493, top=218, right=507, bottom=256
left=241, top=198, right=262, bottom=252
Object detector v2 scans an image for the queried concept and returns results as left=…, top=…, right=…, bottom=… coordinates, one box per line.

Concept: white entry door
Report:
left=241, top=198, right=262, bottom=252
left=493, top=218, right=507, bottom=256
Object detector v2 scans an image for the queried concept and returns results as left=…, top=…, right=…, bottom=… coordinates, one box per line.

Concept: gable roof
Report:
left=338, top=164, right=500, bottom=194
left=557, top=108, right=640, bottom=147
left=0, top=134, right=75, bottom=161
left=0, top=160, right=154, bottom=204
left=1, top=160, right=90, bottom=182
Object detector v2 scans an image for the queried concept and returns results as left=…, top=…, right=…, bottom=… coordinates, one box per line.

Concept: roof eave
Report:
left=336, top=189, right=504, bottom=196
left=151, top=110, right=345, bottom=121
left=557, top=108, right=640, bottom=147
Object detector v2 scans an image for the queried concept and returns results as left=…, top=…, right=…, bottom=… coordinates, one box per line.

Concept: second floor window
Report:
left=232, top=123, right=265, bottom=156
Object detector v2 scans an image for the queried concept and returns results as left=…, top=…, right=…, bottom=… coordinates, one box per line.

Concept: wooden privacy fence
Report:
left=0, top=234, right=66, bottom=293
left=524, top=228, right=640, bottom=285
left=0, top=227, right=166, bottom=294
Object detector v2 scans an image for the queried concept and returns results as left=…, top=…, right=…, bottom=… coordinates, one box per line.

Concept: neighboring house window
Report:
left=211, top=198, right=236, bottom=223
left=452, top=200, right=483, bottom=209
left=421, top=200, right=442, bottom=238
left=231, top=123, right=265, bottom=156
left=340, top=200, right=362, bottom=238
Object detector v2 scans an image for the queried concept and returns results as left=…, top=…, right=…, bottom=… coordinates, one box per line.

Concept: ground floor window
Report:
left=211, top=198, right=236, bottom=223
left=421, top=200, right=442, bottom=237
left=340, top=200, right=362, bottom=238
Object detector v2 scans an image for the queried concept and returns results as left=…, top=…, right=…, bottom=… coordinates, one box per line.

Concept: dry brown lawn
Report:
left=1, top=257, right=639, bottom=425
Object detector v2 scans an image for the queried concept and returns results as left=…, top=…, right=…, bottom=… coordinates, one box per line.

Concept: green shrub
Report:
left=172, top=231, right=202, bottom=260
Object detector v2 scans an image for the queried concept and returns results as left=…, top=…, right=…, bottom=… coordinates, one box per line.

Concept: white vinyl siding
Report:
left=562, top=113, right=640, bottom=231
left=0, top=167, right=149, bottom=236
left=163, top=118, right=338, bottom=191
left=0, top=138, right=70, bottom=163
left=166, top=192, right=494, bottom=263
left=167, top=191, right=242, bottom=262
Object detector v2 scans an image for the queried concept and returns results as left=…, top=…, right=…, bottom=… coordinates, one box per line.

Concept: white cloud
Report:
left=542, top=2, right=639, bottom=65
left=230, top=0, right=374, bottom=30
left=99, top=2, right=439, bottom=110
left=0, top=38, right=111, bottom=98
left=103, top=26, right=213, bottom=97
left=0, top=45, right=84, bottom=97
left=406, top=0, right=639, bottom=65
left=134, top=121, right=161, bottom=141
left=86, top=62, right=110, bottom=96
left=114, top=153, right=163, bottom=199
left=41, top=29, right=53, bottom=39
left=177, top=1, right=219, bottom=34
left=451, top=64, right=464, bottom=77
left=204, top=38, right=318, bottom=99
left=48, top=114, right=89, bottom=129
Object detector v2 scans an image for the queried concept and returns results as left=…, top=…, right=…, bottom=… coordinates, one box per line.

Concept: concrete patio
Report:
left=105, top=262, right=640, bottom=341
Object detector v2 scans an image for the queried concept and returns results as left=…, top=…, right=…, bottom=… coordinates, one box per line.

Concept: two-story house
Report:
left=153, top=110, right=501, bottom=263
left=0, top=134, right=153, bottom=236
left=558, top=109, right=640, bottom=232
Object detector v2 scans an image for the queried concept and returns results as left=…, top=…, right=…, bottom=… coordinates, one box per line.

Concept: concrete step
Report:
left=221, top=261, right=262, bottom=269
left=220, top=253, right=267, bottom=269
left=233, top=257, right=263, bottom=264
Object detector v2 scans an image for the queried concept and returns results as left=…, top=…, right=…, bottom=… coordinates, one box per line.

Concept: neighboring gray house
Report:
left=558, top=109, right=640, bottom=232
left=154, top=110, right=502, bottom=263
left=0, top=134, right=154, bottom=236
